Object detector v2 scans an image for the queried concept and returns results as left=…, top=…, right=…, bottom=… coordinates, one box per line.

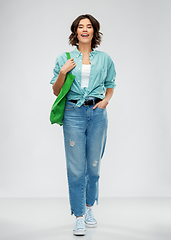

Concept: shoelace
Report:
left=86, top=208, right=95, bottom=222
left=76, top=218, right=84, bottom=229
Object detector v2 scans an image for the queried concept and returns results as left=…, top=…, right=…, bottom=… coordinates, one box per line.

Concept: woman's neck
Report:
left=78, top=43, right=92, bottom=56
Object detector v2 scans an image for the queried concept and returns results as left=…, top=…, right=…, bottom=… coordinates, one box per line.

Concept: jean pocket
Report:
left=97, top=106, right=106, bottom=110
left=65, top=101, right=77, bottom=111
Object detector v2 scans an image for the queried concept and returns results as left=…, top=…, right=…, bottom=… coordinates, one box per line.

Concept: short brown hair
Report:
left=69, top=14, right=103, bottom=49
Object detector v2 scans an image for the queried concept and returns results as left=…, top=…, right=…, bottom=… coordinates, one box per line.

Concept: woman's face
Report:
left=76, top=18, right=94, bottom=46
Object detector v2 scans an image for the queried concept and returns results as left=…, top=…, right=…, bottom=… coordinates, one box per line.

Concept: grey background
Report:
left=0, top=0, right=171, bottom=198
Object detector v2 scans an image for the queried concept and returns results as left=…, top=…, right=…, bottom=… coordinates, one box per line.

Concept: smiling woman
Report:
left=50, top=14, right=116, bottom=236
left=69, top=14, right=102, bottom=49
left=77, top=19, right=94, bottom=46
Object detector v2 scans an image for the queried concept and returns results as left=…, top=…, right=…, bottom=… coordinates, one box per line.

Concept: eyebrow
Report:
left=78, top=23, right=92, bottom=26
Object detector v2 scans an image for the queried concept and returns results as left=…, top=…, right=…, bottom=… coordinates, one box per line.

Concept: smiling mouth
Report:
left=81, top=34, right=89, bottom=38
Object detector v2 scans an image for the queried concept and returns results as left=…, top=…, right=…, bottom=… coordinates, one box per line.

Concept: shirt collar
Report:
left=74, top=46, right=96, bottom=58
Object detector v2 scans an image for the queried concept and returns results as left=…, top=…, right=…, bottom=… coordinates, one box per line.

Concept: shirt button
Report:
left=80, top=60, right=81, bottom=61
left=79, top=68, right=80, bottom=70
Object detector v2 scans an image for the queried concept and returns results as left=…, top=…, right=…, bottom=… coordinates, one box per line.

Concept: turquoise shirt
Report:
left=50, top=47, right=116, bottom=107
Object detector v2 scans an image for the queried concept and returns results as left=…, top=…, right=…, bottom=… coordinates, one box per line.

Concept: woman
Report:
left=50, top=14, right=116, bottom=236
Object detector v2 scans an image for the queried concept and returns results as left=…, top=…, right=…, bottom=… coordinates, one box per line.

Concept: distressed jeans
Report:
left=63, top=100, right=108, bottom=217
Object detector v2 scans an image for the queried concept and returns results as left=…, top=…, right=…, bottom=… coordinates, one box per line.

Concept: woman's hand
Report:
left=93, top=98, right=108, bottom=109
left=93, top=88, right=114, bottom=110
left=52, top=58, right=76, bottom=96
left=60, top=58, right=76, bottom=75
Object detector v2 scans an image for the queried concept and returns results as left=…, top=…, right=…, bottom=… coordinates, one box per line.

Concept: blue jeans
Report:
left=63, top=100, right=108, bottom=217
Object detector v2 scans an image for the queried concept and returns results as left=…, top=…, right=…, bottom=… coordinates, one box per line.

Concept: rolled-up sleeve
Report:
left=104, top=59, right=116, bottom=89
left=50, top=57, right=61, bottom=84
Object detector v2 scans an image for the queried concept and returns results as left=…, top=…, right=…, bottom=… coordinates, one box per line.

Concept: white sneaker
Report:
left=73, top=217, right=86, bottom=236
left=85, top=206, right=97, bottom=227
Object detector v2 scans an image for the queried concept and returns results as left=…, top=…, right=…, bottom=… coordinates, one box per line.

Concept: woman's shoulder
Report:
left=95, top=50, right=114, bottom=63
left=55, top=52, right=68, bottom=63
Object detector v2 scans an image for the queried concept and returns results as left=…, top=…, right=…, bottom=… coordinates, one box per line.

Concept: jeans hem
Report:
left=71, top=209, right=86, bottom=217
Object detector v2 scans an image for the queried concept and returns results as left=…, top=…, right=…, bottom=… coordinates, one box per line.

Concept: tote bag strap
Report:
left=53, top=52, right=75, bottom=105
left=66, top=52, right=71, bottom=60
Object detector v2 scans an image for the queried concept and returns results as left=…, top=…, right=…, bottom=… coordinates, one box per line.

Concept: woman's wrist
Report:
left=60, top=67, right=67, bottom=75
left=102, top=97, right=109, bottom=105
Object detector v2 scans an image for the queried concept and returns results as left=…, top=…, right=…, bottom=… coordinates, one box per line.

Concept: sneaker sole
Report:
left=85, top=222, right=97, bottom=228
left=73, top=230, right=86, bottom=236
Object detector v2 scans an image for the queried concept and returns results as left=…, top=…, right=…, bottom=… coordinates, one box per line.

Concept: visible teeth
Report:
left=82, top=34, right=88, bottom=37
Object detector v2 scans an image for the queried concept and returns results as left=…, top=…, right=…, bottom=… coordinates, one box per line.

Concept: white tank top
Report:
left=81, top=64, right=91, bottom=89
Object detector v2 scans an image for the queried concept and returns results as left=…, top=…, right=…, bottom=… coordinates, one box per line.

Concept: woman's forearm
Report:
left=104, top=88, right=114, bottom=103
left=52, top=69, right=66, bottom=96
left=52, top=58, right=76, bottom=96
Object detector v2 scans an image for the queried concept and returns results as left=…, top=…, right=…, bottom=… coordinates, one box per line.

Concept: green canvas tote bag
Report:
left=50, top=52, right=75, bottom=126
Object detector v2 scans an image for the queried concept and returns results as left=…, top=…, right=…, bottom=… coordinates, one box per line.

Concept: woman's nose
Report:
left=83, top=26, right=87, bottom=31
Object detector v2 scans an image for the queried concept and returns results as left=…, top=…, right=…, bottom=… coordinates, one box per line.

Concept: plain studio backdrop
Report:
left=0, top=0, right=171, bottom=198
